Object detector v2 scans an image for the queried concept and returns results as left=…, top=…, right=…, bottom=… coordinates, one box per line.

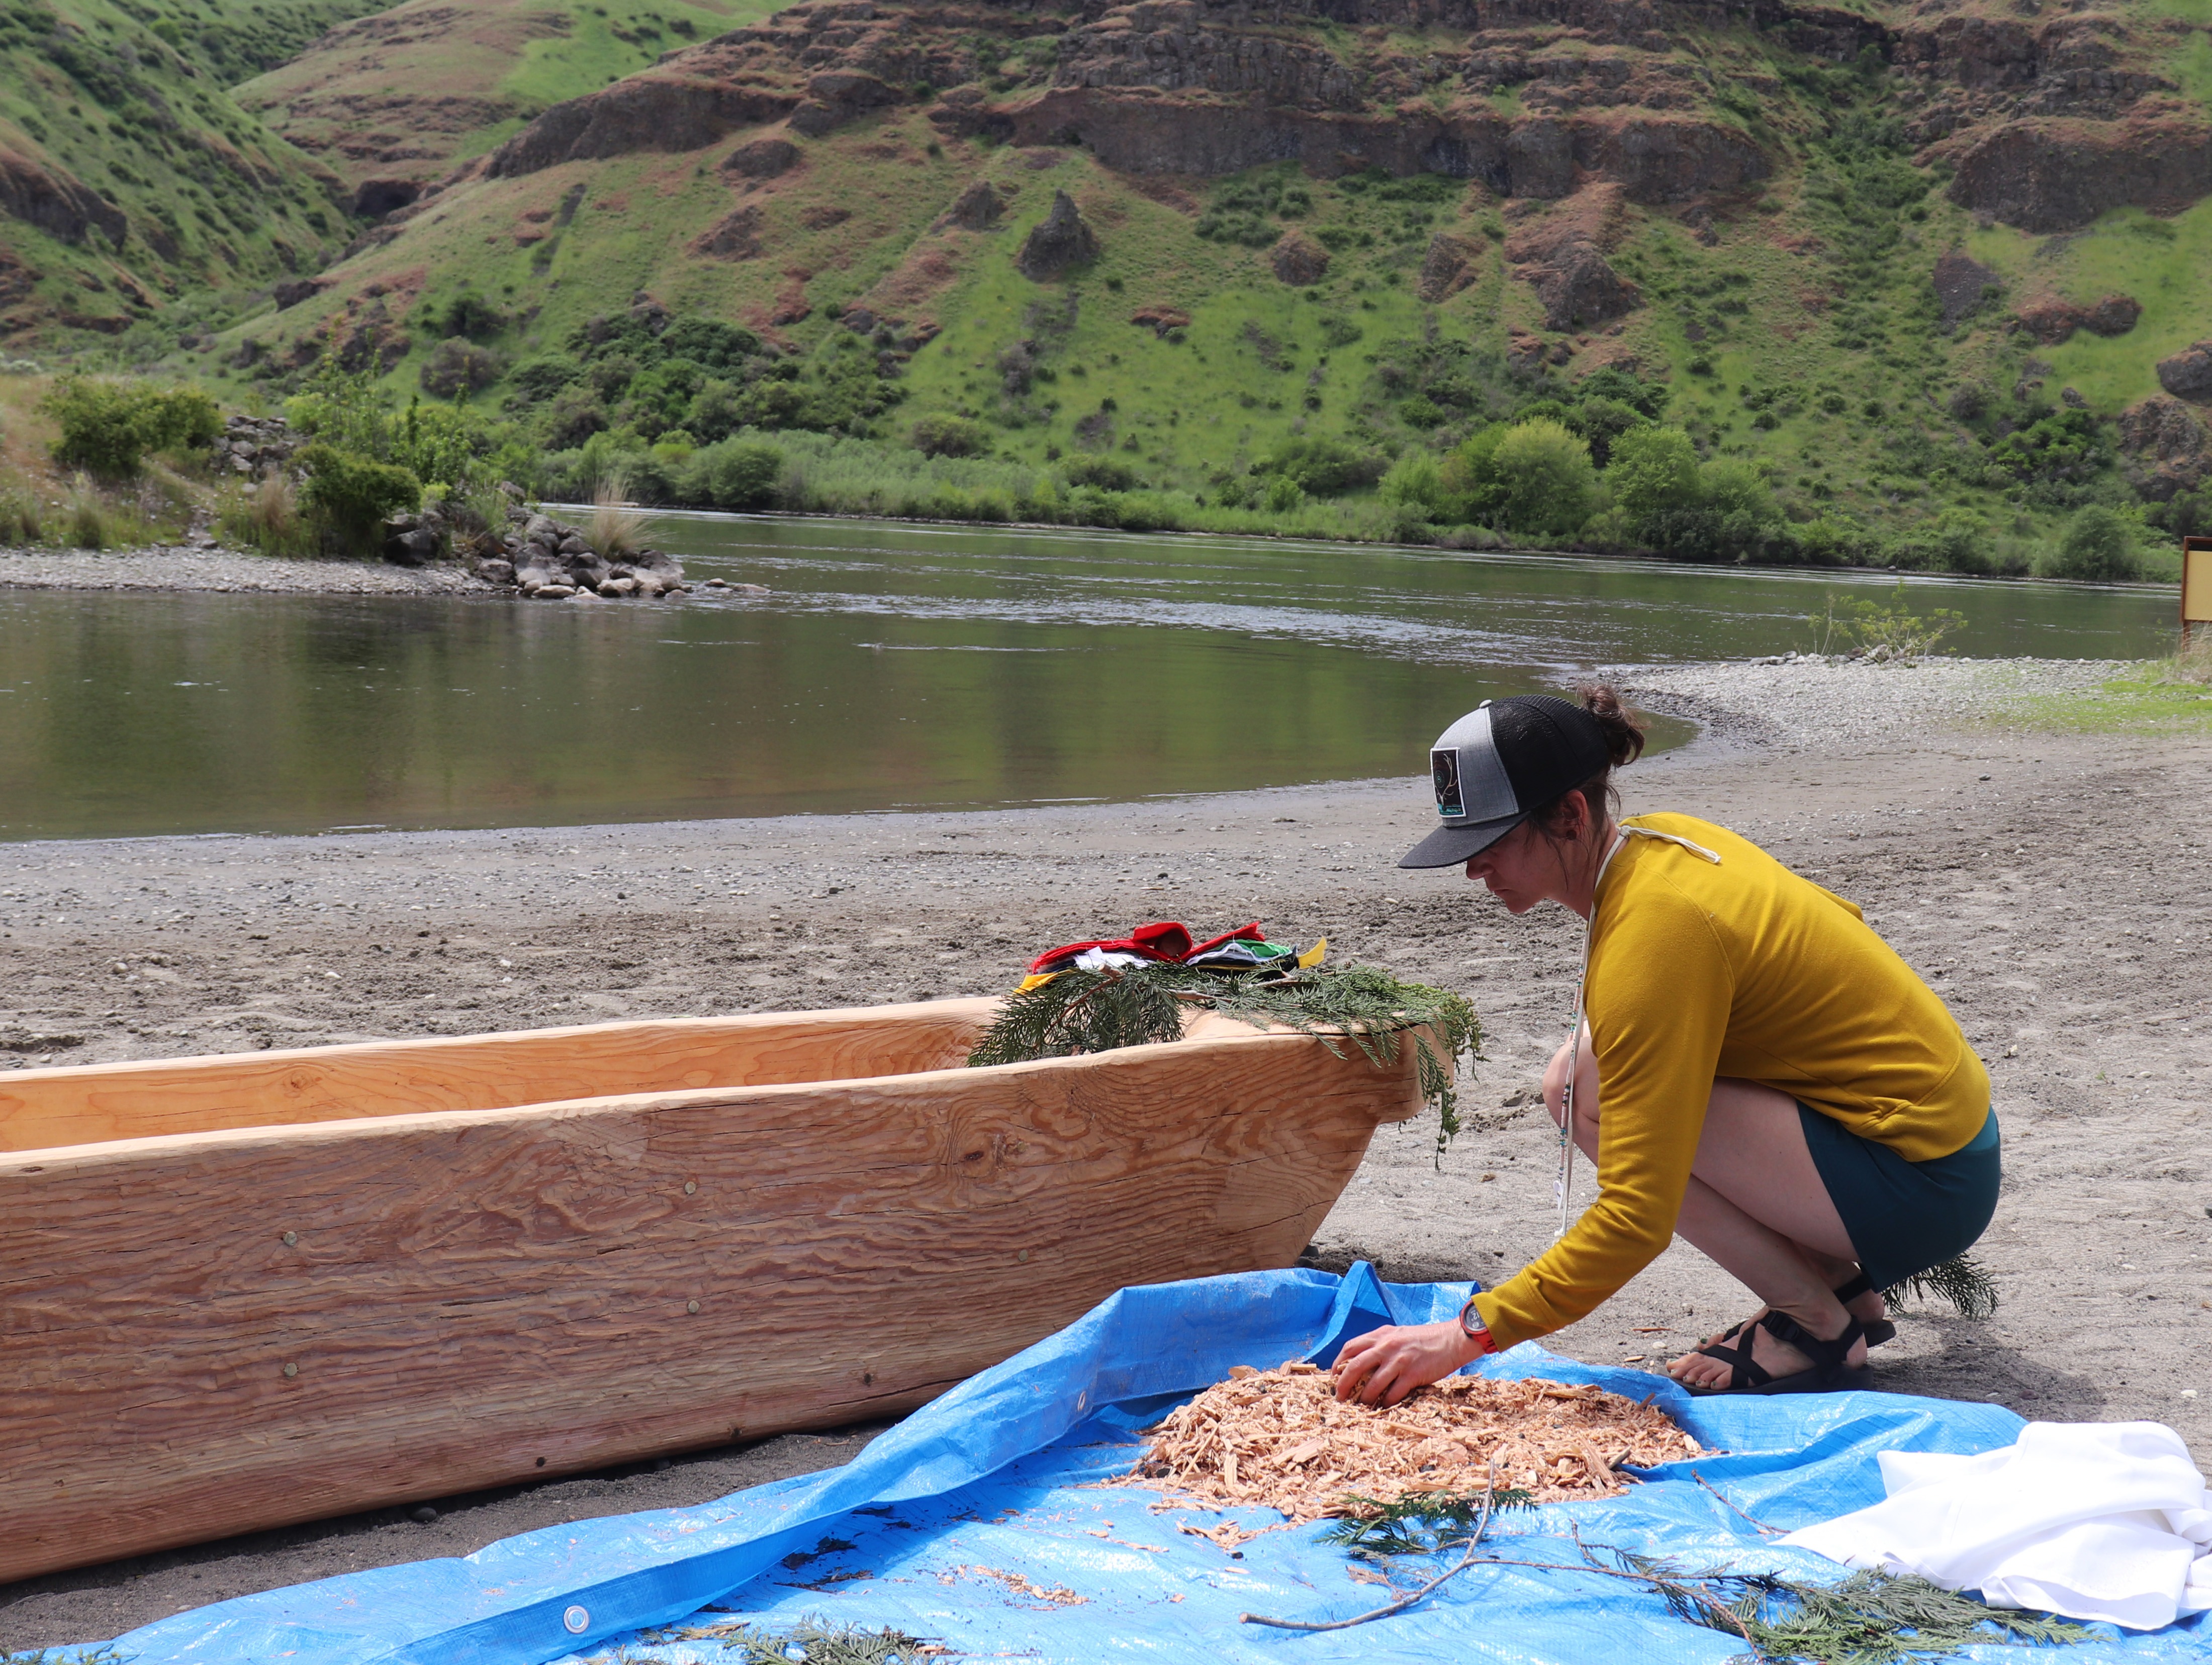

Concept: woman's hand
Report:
left=1332, top=1321, right=1486, bottom=1407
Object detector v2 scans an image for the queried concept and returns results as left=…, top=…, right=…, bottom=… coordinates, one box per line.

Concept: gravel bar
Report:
left=1606, top=657, right=2135, bottom=750
left=0, top=546, right=496, bottom=596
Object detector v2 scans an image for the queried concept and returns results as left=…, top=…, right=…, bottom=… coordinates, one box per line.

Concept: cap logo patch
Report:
left=1432, top=748, right=1464, bottom=819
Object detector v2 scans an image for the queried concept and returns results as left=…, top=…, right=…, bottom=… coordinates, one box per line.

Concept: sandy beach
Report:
left=1, top=657, right=2207, bottom=1647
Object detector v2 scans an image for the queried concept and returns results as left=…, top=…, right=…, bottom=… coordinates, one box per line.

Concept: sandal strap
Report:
left=1687, top=1334, right=1774, bottom=1392
left=1759, top=1310, right=1867, bottom=1378
left=1831, top=1270, right=1876, bottom=1305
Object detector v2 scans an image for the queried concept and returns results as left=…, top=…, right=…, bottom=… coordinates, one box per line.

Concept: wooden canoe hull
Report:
left=0, top=999, right=1421, bottom=1582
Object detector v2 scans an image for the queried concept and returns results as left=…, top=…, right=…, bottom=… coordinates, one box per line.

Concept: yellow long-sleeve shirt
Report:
left=1470, top=812, right=1990, bottom=1350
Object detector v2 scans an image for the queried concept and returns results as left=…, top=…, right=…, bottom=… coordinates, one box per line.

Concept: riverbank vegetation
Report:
left=0, top=355, right=2187, bottom=584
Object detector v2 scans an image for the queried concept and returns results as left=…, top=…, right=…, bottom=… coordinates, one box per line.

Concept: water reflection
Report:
left=0, top=520, right=2173, bottom=841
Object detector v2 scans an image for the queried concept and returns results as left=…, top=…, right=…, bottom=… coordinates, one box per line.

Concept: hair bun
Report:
left=1576, top=682, right=1647, bottom=768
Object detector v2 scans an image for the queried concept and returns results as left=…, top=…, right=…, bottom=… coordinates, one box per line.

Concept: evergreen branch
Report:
left=966, top=962, right=1482, bottom=1160
left=1880, top=1254, right=1999, bottom=1320
left=1320, top=1486, right=1535, bottom=1556
left=676, top=1618, right=930, bottom=1664
left=1241, top=1465, right=1510, bottom=1633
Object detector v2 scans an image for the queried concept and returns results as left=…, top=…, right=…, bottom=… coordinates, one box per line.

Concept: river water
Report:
left=0, top=517, right=2176, bottom=842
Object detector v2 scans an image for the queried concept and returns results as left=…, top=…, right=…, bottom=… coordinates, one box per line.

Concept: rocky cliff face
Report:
left=465, top=0, right=2212, bottom=241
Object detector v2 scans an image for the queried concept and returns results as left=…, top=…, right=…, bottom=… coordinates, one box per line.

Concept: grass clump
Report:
left=589, top=475, right=648, bottom=557
left=215, top=472, right=313, bottom=558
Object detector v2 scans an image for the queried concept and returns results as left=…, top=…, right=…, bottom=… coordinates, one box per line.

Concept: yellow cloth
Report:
left=1471, top=813, right=1990, bottom=1350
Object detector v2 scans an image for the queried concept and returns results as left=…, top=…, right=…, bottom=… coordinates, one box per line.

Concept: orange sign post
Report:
left=2186, top=536, right=2212, bottom=647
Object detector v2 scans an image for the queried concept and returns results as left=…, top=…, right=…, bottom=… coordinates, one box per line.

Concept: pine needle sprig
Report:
left=1592, top=1545, right=2094, bottom=1664
left=1321, top=1486, right=1536, bottom=1556
left=673, top=1618, right=930, bottom=1663
left=966, top=962, right=1483, bottom=1159
left=1880, top=1254, right=1998, bottom=1320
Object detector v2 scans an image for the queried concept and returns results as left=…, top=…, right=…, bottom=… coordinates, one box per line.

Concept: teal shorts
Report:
left=1797, top=1104, right=2001, bottom=1292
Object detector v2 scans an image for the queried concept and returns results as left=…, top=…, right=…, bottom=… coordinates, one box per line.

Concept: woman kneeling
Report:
left=1333, top=688, right=1999, bottom=1403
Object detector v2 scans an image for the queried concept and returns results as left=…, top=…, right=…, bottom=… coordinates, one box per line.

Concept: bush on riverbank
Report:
left=45, top=379, right=219, bottom=479
left=298, top=445, right=421, bottom=556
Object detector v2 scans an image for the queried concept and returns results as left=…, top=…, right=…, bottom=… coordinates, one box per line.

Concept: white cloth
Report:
left=1781, top=1421, right=2212, bottom=1630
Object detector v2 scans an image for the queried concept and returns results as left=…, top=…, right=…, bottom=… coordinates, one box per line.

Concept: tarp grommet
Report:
left=562, top=1605, right=589, bottom=1634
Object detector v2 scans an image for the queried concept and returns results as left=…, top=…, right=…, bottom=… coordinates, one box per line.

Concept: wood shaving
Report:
left=940, top=1564, right=1086, bottom=1606
left=1126, top=1360, right=1702, bottom=1521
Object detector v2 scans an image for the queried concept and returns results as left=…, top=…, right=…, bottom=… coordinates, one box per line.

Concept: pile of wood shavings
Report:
left=1129, top=1360, right=1702, bottom=1522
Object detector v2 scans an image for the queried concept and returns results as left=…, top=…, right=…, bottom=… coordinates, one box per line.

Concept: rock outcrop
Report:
left=723, top=137, right=802, bottom=179
left=1270, top=230, right=1329, bottom=286
left=2013, top=292, right=2140, bottom=346
left=1018, top=191, right=1097, bottom=279
left=1417, top=232, right=1485, bottom=302
left=489, top=510, right=689, bottom=599
left=2156, top=340, right=2212, bottom=403
left=1931, top=249, right=2002, bottom=330
left=1506, top=185, right=1639, bottom=331
left=0, top=149, right=126, bottom=246
left=488, top=80, right=799, bottom=176
left=211, top=415, right=301, bottom=478
left=2118, top=396, right=2212, bottom=500
left=694, top=204, right=767, bottom=260
left=938, top=177, right=1006, bottom=231
left=1945, top=116, right=2212, bottom=233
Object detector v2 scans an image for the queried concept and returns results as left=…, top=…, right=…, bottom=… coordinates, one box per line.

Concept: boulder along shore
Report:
left=1, top=659, right=2206, bottom=1647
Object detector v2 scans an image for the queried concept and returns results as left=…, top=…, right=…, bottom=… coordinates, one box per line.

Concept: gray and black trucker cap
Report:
left=1398, top=694, right=1613, bottom=869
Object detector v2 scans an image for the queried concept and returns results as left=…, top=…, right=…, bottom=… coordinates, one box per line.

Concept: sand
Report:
left=1, top=657, right=2207, bottom=1647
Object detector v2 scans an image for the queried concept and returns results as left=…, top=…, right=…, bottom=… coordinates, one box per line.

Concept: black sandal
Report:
left=1681, top=1309, right=1875, bottom=1397
left=1833, top=1270, right=1898, bottom=1348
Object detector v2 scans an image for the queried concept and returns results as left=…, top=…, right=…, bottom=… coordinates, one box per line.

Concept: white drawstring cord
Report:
left=1552, top=825, right=1722, bottom=1240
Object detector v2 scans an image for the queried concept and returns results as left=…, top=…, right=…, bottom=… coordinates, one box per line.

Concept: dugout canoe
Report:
left=0, top=998, right=1424, bottom=1581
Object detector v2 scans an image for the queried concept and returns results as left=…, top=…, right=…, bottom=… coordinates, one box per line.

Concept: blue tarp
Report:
left=112, top=1267, right=2205, bottom=1665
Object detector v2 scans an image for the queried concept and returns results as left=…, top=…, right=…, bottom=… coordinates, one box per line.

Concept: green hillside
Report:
left=231, top=0, right=771, bottom=196
left=0, top=0, right=382, bottom=332
left=9, top=0, right=2211, bottom=579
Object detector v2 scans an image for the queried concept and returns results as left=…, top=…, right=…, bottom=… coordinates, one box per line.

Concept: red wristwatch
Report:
left=1458, top=1296, right=1495, bottom=1355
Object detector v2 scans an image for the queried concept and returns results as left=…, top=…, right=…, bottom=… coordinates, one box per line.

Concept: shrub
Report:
left=46, top=379, right=220, bottom=477
left=1440, top=424, right=1508, bottom=523
left=434, top=291, right=506, bottom=341
left=686, top=439, right=784, bottom=510
left=1377, top=449, right=1447, bottom=518
left=2041, top=505, right=2141, bottom=582
left=910, top=414, right=985, bottom=458
left=1490, top=417, right=1596, bottom=536
left=1606, top=425, right=1701, bottom=521
left=544, top=386, right=611, bottom=449
left=1062, top=455, right=1142, bottom=491
left=1697, top=457, right=1779, bottom=523
left=508, top=355, right=584, bottom=402
left=687, top=379, right=749, bottom=443
left=420, top=338, right=501, bottom=399
left=1254, top=436, right=1386, bottom=497
left=1564, top=395, right=1645, bottom=468
left=1262, top=473, right=1304, bottom=513
left=299, top=444, right=421, bottom=554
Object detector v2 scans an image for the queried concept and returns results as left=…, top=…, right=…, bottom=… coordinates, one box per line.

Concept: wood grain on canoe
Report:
left=0, top=1003, right=1421, bottom=1581
left=0, top=1001, right=991, bottom=1154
